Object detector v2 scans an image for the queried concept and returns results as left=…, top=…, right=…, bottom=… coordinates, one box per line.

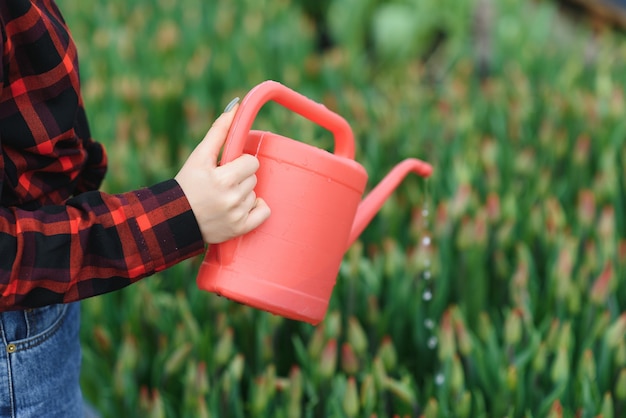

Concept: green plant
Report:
left=55, top=0, right=626, bottom=416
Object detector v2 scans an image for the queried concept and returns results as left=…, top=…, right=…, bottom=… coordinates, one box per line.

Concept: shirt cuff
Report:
left=123, top=179, right=205, bottom=275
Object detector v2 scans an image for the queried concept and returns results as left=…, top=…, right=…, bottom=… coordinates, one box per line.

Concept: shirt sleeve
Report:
left=73, top=103, right=108, bottom=195
left=0, top=179, right=205, bottom=310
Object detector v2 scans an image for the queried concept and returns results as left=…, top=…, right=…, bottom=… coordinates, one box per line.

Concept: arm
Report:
left=0, top=104, right=270, bottom=311
left=0, top=179, right=204, bottom=310
left=0, top=6, right=270, bottom=310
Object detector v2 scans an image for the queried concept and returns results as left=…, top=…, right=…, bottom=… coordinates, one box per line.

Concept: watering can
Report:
left=196, top=80, right=432, bottom=325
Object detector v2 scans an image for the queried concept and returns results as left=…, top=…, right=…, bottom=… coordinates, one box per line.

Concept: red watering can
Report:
left=196, top=81, right=432, bottom=325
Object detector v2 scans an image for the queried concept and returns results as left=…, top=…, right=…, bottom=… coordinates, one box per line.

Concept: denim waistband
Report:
left=0, top=304, right=67, bottom=351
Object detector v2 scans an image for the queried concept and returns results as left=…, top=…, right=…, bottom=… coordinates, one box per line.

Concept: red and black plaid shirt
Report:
left=0, top=1, right=204, bottom=310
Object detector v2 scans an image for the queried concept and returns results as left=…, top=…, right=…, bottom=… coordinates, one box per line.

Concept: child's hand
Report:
left=175, top=101, right=271, bottom=244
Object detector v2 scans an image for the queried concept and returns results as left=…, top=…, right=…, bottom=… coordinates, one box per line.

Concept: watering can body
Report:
left=196, top=81, right=432, bottom=325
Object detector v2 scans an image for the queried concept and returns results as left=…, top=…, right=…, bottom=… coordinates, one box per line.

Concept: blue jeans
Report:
left=0, top=303, right=89, bottom=418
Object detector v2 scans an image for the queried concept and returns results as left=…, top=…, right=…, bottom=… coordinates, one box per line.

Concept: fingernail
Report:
left=223, top=97, right=240, bottom=113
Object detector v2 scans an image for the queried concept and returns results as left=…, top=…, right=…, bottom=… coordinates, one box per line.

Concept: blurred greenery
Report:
left=55, top=0, right=626, bottom=416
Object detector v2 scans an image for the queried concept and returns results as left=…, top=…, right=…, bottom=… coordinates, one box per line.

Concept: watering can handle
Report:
left=220, top=80, right=355, bottom=164
left=214, top=81, right=355, bottom=266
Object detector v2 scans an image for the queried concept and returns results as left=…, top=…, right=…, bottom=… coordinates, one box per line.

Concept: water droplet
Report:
left=423, top=270, right=431, bottom=280
left=423, top=290, right=433, bottom=301
left=428, top=336, right=438, bottom=349
left=422, top=208, right=429, bottom=217
left=424, top=319, right=435, bottom=329
left=422, top=236, right=431, bottom=247
left=435, top=373, right=445, bottom=386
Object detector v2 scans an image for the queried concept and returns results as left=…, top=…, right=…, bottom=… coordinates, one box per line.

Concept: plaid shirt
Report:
left=0, top=1, right=204, bottom=310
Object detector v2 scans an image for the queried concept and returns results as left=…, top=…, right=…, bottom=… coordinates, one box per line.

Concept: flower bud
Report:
left=615, top=340, right=626, bottom=367
left=556, top=322, right=572, bottom=351
left=606, top=314, right=626, bottom=349
left=360, top=374, right=376, bottom=412
left=347, top=316, right=369, bottom=356
left=573, top=135, right=591, bottom=167
left=251, top=376, right=270, bottom=414
left=114, top=334, right=138, bottom=397
left=342, top=377, right=359, bottom=417
left=590, top=262, right=614, bottom=305
left=455, top=391, right=472, bottom=418
left=453, top=310, right=473, bottom=356
left=451, top=355, right=465, bottom=394
left=164, top=343, right=192, bottom=377
left=346, top=241, right=363, bottom=277
left=372, top=356, right=387, bottom=390
left=326, top=311, right=342, bottom=339
left=592, top=310, right=611, bottom=340
left=341, top=343, right=360, bottom=375
left=449, top=183, right=473, bottom=220
left=554, top=247, right=573, bottom=302
left=600, top=392, right=614, bottom=418
left=318, top=339, right=338, bottom=379
left=456, top=217, right=475, bottom=249
left=288, top=367, right=302, bottom=418
left=197, top=396, right=209, bottom=418
left=477, top=312, right=495, bottom=344
left=196, top=362, right=209, bottom=396
left=504, top=309, right=523, bottom=347
left=550, top=347, right=569, bottom=383
left=139, top=386, right=150, bottom=413
left=435, top=201, right=451, bottom=237
left=367, top=296, right=380, bottom=325
left=545, top=319, right=560, bottom=351
left=384, top=377, right=416, bottom=407
left=486, top=192, right=501, bottom=223
left=506, top=365, right=517, bottom=391
left=151, top=389, right=166, bottom=418
left=532, top=343, right=547, bottom=373
left=378, top=337, right=398, bottom=371
left=577, top=189, right=595, bottom=228
left=215, top=327, right=234, bottom=367
left=438, top=310, right=456, bottom=360
left=228, top=354, right=245, bottom=382
left=93, top=326, right=112, bottom=353
left=579, top=349, right=596, bottom=381
left=423, top=398, right=439, bottom=418
left=308, top=325, right=326, bottom=359
left=510, top=260, right=529, bottom=311
left=615, top=369, right=626, bottom=401
left=619, top=240, right=626, bottom=268
left=496, top=220, right=515, bottom=247
left=545, top=198, right=566, bottom=234
left=598, top=206, right=615, bottom=243
left=547, top=400, right=563, bottom=418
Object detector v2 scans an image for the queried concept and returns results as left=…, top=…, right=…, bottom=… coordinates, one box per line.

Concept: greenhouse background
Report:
left=56, top=0, right=626, bottom=416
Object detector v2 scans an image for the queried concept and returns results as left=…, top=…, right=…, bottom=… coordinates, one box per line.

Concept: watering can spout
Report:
left=348, top=158, right=433, bottom=247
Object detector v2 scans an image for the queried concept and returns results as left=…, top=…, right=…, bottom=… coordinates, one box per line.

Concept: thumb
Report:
left=192, top=98, right=240, bottom=167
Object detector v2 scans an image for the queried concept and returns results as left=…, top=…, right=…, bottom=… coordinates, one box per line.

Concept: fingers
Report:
left=241, top=190, right=257, bottom=212
left=176, top=98, right=272, bottom=243
left=223, top=195, right=269, bottom=239
left=191, top=101, right=240, bottom=166
left=242, top=198, right=271, bottom=234
left=219, top=154, right=259, bottom=184
left=238, top=173, right=258, bottom=196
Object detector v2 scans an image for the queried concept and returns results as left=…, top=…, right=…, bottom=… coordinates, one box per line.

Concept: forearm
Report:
left=0, top=179, right=204, bottom=310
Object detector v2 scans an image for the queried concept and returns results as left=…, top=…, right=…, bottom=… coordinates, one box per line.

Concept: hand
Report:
left=175, top=102, right=271, bottom=244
